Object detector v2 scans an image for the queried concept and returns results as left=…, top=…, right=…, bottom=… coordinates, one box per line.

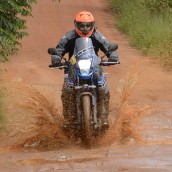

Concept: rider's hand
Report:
left=108, top=51, right=119, bottom=62
left=51, top=55, right=61, bottom=66
left=108, top=56, right=118, bottom=62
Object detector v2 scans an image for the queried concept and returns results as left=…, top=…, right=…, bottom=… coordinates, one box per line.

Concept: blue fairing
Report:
left=73, top=38, right=100, bottom=81
left=98, top=75, right=106, bottom=85
left=77, top=71, right=94, bottom=80
left=66, top=76, right=74, bottom=85
left=64, top=75, right=75, bottom=88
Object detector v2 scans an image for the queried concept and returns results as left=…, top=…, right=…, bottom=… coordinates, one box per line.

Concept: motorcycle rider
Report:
left=50, top=11, right=119, bottom=129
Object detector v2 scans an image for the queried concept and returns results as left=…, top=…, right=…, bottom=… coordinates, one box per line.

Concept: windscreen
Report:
left=74, top=37, right=96, bottom=59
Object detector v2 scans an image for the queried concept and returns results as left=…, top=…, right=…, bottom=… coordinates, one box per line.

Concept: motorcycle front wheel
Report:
left=82, top=95, right=92, bottom=148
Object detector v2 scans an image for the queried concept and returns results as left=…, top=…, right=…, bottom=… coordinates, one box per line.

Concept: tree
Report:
left=0, top=0, right=38, bottom=62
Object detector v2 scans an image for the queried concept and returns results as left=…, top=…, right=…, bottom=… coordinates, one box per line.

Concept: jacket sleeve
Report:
left=93, top=30, right=118, bottom=59
left=55, top=30, right=75, bottom=58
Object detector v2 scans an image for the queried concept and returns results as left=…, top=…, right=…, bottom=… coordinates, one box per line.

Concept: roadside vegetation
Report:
left=110, top=0, right=172, bottom=69
left=0, top=0, right=37, bottom=132
left=0, top=0, right=60, bottom=132
left=0, top=0, right=59, bottom=62
left=0, top=0, right=37, bottom=62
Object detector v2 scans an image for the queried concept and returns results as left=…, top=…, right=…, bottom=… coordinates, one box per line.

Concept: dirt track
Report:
left=1, top=0, right=172, bottom=171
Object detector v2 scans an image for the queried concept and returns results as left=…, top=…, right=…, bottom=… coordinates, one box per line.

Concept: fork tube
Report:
left=76, top=91, right=82, bottom=131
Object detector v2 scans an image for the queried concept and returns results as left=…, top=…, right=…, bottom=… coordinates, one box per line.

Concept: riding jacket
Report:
left=55, top=28, right=118, bottom=61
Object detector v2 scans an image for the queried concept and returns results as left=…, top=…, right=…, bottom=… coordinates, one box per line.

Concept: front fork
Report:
left=76, top=91, right=98, bottom=131
left=75, top=71, right=98, bottom=131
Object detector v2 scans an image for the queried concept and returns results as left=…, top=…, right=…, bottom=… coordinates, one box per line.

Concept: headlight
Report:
left=78, top=59, right=92, bottom=75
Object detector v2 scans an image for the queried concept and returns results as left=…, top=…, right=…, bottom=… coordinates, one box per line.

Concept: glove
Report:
left=108, top=51, right=118, bottom=62
left=51, top=55, right=61, bottom=66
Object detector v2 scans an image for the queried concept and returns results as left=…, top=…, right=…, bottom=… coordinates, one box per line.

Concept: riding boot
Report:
left=98, top=81, right=110, bottom=129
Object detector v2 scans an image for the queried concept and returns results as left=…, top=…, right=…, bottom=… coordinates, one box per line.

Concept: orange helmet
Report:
left=74, top=11, right=95, bottom=37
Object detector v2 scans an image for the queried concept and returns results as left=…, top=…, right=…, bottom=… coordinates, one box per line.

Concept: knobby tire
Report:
left=82, top=95, right=92, bottom=148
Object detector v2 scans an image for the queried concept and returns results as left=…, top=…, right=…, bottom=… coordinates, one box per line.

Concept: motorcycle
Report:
left=48, top=37, right=119, bottom=147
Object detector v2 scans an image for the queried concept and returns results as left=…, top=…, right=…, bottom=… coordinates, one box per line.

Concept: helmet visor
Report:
left=78, top=22, right=94, bottom=35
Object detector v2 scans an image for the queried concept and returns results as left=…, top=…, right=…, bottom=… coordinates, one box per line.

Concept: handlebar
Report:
left=100, top=61, right=120, bottom=66
left=49, top=63, right=68, bottom=69
left=49, top=61, right=120, bottom=69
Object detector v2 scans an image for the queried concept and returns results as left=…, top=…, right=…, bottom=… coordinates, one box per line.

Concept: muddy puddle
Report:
left=0, top=69, right=172, bottom=171
left=0, top=143, right=172, bottom=171
left=1, top=74, right=172, bottom=150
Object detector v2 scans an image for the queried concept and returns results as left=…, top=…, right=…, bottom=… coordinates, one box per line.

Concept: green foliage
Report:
left=110, top=0, right=172, bottom=68
left=143, top=0, right=172, bottom=14
left=0, top=0, right=37, bottom=62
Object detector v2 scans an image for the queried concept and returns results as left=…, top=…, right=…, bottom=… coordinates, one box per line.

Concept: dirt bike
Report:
left=48, top=37, right=119, bottom=147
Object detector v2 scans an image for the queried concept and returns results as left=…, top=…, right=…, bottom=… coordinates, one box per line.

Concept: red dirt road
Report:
left=1, top=0, right=172, bottom=171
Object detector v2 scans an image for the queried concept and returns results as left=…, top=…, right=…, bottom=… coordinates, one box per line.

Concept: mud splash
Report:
left=98, top=62, right=172, bottom=147
left=97, top=64, right=140, bottom=146
left=0, top=79, right=71, bottom=150
left=1, top=65, right=172, bottom=151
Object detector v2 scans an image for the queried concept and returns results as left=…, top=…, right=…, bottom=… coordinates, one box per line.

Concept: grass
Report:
left=110, top=0, right=172, bottom=69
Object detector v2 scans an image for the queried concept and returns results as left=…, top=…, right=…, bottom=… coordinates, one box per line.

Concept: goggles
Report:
left=78, top=23, right=92, bottom=29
